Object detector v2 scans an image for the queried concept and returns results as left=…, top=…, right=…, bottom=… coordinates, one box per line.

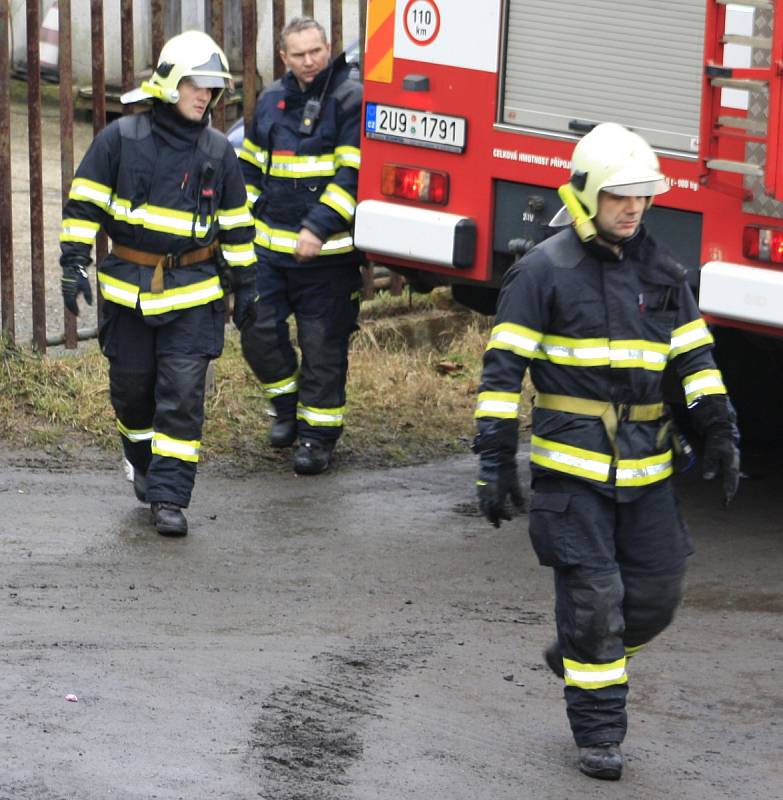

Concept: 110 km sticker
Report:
left=404, top=0, right=441, bottom=46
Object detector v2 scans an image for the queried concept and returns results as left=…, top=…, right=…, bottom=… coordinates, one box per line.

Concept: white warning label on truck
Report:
left=394, top=0, right=502, bottom=73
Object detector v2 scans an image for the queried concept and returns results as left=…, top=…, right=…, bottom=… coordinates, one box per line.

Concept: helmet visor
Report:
left=602, top=178, right=668, bottom=198
left=183, top=52, right=230, bottom=89
left=187, top=74, right=228, bottom=89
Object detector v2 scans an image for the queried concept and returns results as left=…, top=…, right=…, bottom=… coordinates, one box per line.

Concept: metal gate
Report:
left=0, top=0, right=366, bottom=351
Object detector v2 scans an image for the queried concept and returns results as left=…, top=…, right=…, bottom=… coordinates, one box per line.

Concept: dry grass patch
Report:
left=0, top=295, right=531, bottom=470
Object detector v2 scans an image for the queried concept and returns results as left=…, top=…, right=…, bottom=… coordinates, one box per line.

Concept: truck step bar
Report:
left=701, top=0, right=783, bottom=198
left=717, top=115, right=767, bottom=133
left=721, top=33, right=772, bottom=48
left=715, top=0, right=773, bottom=10
left=705, top=159, right=765, bottom=176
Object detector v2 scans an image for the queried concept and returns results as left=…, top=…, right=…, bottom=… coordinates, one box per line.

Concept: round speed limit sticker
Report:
left=403, top=0, right=441, bottom=46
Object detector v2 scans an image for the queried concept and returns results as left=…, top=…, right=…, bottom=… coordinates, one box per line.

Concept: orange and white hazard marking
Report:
left=365, top=0, right=395, bottom=83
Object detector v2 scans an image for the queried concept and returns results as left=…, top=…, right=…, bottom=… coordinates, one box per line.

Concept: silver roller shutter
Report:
left=502, top=0, right=706, bottom=154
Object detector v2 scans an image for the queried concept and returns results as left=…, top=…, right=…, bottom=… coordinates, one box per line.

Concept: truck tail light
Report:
left=381, top=164, right=449, bottom=205
left=743, top=225, right=783, bottom=264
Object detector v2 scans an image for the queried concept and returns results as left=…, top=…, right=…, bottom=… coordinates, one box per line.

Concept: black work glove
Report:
left=232, top=286, right=257, bottom=330
left=702, top=424, right=741, bottom=506
left=61, top=261, right=93, bottom=316
left=477, top=460, right=526, bottom=528
left=473, top=420, right=525, bottom=528
left=689, top=395, right=741, bottom=506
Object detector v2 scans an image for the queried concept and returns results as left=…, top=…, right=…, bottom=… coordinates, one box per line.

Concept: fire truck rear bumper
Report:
left=354, top=200, right=476, bottom=269
left=700, top=261, right=783, bottom=328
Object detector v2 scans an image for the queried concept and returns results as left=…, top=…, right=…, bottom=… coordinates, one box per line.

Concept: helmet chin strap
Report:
left=595, top=223, right=641, bottom=254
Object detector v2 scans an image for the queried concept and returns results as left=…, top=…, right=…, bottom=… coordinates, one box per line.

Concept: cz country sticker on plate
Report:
left=365, top=103, right=467, bottom=153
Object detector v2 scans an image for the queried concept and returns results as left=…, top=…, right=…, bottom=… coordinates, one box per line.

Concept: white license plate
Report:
left=365, top=103, right=466, bottom=153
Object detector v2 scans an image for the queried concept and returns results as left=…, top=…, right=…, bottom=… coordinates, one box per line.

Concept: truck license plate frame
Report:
left=365, top=103, right=467, bottom=153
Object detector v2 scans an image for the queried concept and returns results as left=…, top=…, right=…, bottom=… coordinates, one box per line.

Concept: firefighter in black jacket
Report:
left=60, top=31, right=257, bottom=536
left=238, top=17, right=362, bottom=475
left=474, top=123, right=740, bottom=780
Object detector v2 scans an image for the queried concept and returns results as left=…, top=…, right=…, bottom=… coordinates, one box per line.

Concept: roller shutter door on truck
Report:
left=502, top=0, right=706, bottom=154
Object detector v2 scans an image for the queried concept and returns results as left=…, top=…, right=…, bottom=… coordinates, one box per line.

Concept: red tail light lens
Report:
left=743, top=225, right=783, bottom=264
left=381, top=164, right=449, bottom=205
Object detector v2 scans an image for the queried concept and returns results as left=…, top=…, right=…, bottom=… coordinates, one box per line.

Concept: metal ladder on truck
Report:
left=700, top=0, right=783, bottom=199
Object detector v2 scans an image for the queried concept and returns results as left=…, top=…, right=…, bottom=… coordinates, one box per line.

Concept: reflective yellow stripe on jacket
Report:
left=220, top=242, right=256, bottom=266
left=531, top=434, right=672, bottom=486
left=475, top=391, right=521, bottom=419
left=531, top=435, right=613, bottom=483
left=98, top=272, right=223, bottom=315
left=683, top=368, right=726, bottom=405
left=69, top=177, right=112, bottom=209
left=269, top=152, right=336, bottom=179
left=670, top=318, right=714, bottom=358
left=486, top=322, right=544, bottom=359
left=319, top=182, right=357, bottom=222
left=109, top=198, right=212, bottom=238
left=335, top=145, right=361, bottom=170
left=98, top=271, right=140, bottom=309
left=60, top=218, right=100, bottom=244
left=238, top=138, right=268, bottom=169
left=139, top=276, right=223, bottom=316
left=485, top=321, right=711, bottom=373
left=254, top=220, right=354, bottom=255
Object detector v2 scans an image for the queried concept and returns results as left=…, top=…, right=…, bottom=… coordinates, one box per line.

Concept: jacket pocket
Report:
left=528, top=492, right=579, bottom=568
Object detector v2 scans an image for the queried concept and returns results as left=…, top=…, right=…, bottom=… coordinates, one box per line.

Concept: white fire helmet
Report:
left=551, top=122, right=669, bottom=226
left=121, top=30, right=231, bottom=109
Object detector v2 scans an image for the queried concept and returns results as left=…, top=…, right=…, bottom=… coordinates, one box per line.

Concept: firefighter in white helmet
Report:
left=473, top=122, right=740, bottom=780
left=60, top=31, right=257, bottom=537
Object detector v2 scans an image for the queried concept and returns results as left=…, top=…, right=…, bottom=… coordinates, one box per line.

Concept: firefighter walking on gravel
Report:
left=473, top=123, right=741, bottom=780
left=238, top=17, right=363, bottom=476
left=59, top=31, right=257, bottom=536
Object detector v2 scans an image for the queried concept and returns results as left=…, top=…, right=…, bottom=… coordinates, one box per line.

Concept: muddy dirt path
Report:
left=0, top=447, right=780, bottom=799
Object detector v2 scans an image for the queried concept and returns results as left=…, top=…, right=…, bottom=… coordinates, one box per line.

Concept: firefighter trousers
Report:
left=528, top=475, right=692, bottom=747
left=99, top=298, right=225, bottom=508
left=240, top=262, right=361, bottom=444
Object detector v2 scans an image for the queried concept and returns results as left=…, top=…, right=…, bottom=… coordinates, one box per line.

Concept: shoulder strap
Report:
left=118, top=112, right=152, bottom=140
left=531, top=229, right=584, bottom=269
left=197, top=125, right=229, bottom=160
left=331, top=75, right=362, bottom=111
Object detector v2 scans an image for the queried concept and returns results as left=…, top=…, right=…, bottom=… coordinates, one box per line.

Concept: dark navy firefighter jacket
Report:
left=476, top=226, right=730, bottom=501
left=238, top=53, right=362, bottom=269
left=60, top=102, right=256, bottom=323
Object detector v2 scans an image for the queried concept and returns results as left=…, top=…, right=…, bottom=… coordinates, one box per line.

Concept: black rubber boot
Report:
left=293, top=440, right=333, bottom=475
left=151, top=502, right=188, bottom=537
left=132, top=470, right=147, bottom=503
left=578, top=743, right=623, bottom=780
left=544, top=640, right=564, bottom=679
left=268, top=417, right=297, bottom=448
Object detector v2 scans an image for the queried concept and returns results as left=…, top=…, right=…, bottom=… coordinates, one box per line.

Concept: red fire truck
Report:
left=355, top=0, right=783, bottom=437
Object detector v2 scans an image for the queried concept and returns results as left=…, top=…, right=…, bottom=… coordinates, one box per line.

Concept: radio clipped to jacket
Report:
left=299, top=98, right=322, bottom=136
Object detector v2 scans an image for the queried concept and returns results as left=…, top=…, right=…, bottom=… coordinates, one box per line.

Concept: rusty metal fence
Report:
left=0, top=0, right=367, bottom=352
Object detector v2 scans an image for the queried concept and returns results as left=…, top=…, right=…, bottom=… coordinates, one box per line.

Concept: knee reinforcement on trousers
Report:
left=240, top=302, right=295, bottom=380
left=563, top=571, right=625, bottom=662
left=623, top=572, right=685, bottom=647
left=109, top=366, right=155, bottom=427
